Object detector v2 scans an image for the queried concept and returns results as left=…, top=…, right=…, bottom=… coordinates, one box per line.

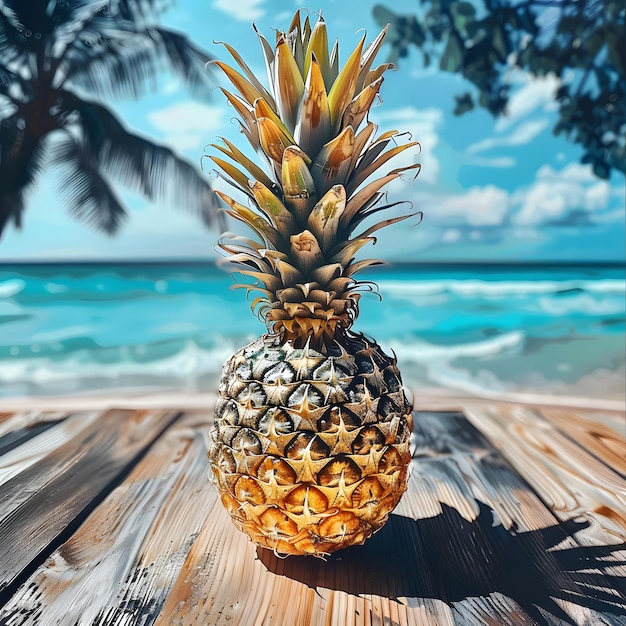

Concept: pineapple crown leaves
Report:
left=209, top=10, right=421, bottom=347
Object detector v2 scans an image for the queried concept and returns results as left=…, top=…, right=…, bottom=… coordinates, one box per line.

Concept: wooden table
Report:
left=0, top=401, right=625, bottom=625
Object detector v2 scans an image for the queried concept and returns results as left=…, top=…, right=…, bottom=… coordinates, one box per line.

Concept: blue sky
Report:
left=0, top=0, right=624, bottom=263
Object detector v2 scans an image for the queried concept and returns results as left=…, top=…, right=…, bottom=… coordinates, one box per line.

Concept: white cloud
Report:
left=495, top=73, right=560, bottom=131
left=437, top=186, right=510, bottom=226
left=585, top=181, right=611, bottom=207
left=467, top=119, right=549, bottom=154
left=148, top=101, right=228, bottom=151
left=369, top=107, right=443, bottom=185
left=441, top=229, right=461, bottom=243
left=213, top=0, right=265, bottom=21
left=513, top=163, right=613, bottom=226
left=162, top=79, right=182, bottom=95
left=470, top=156, right=517, bottom=168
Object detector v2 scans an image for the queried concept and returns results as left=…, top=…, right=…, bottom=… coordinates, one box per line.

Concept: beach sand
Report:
left=3, top=379, right=624, bottom=414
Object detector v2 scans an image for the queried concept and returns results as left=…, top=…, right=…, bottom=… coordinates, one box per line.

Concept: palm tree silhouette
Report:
left=0, top=0, right=220, bottom=238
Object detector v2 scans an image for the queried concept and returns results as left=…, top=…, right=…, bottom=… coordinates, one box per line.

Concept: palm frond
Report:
left=63, top=92, right=220, bottom=224
left=0, top=2, right=32, bottom=72
left=147, top=26, right=215, bottom=99
left=0, top=1, right=22, bottom=47
left=0, top=187, right=24, bottom=237
left=51, top=135, right=129, bottom=235
left=0, top=64, right=30, bottom=102
left=57, top=25, right=161, bottom=99
left=58, top=18, right=214, bottom=100
left=0, top=0, right=221, bottom=236
left=3, top=0, right=57, bottom=32
left=48, top=1, right=110, bottom=75
left=116, top=0, right=172, bottom=21
left=0, top=119, right=47, bottom=235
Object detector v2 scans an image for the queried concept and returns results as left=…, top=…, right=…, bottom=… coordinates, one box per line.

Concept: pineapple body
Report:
left=208, top=333, right=412, bottom=556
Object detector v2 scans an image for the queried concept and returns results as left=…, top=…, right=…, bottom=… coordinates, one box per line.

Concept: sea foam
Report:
left=380, top=278, right=625, bottom=297
left=0, top=279, right=25, bottom=298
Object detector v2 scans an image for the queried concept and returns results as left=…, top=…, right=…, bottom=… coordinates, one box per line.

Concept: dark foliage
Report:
left=0, top=0, right=220, bottom=238
left=374, top=0, right=626, bottom=179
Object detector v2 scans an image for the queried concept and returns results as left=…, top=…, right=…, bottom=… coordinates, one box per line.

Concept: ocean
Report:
left=0, top=263, right=624, bottom=401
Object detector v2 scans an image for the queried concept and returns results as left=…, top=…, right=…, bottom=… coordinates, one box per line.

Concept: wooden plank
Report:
left=539, top=408, right=626, bottom=476
left=0, top=408, right=181, bottom=599
left=0, top=410, right=69, bottom=444
left=464, top=405, right=626, bottom=624
left=391, top=411, right=625, bottom=626
left=570, top=411, right=626, bottom=439
left=2, top=407, right=623, bottom=625
left=155, top=411, right=626, bottom=626
left=0, top=412, right=16, bottom=426
left=153, top=497, right=275, bottom=626
left=464, top=405, right=626, bottom=546
left=0, top=410, right=216, bottom=625
left=0, top=411, right=100, bottom=488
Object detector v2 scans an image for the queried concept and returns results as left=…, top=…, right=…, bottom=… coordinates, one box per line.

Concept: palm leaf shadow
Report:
left=258, top=501, right=626, bottom=626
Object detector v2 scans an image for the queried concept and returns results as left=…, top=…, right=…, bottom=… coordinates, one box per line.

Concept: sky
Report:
left=0, top=0, right=624, bottom=263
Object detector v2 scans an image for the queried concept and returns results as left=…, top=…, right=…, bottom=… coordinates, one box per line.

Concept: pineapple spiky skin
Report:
left=208, top=333, right=413, bottom=556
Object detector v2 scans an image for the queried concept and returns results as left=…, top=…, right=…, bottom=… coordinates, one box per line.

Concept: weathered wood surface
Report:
left=464, top=405, right=626, bottom=547
left=0, top=409, right=181, bottom=596
left=0, top=403, right=624, bottom=626
left=539, top=408, right=626, bottom=477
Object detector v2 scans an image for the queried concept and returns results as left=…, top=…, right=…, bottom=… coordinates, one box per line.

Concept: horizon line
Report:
left=1, top=259, right=624, bottom=268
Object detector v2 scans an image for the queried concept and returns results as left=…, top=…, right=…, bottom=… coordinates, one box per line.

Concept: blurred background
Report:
left=0, top=0, right=624, bottom=402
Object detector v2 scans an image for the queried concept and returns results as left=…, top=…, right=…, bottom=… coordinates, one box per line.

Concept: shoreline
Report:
left=3, top=387, right=624, bottom=414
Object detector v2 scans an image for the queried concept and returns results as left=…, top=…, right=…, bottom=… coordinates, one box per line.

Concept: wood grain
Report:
left=0, top=410, right=68, bottom=445
left=463, top=407, right=626, bottom=622
left=0, top=410, right=215, bottom=625
left=465, top=405, right=626, bottom=546
left=0, top=411, right=100, bottom=488
left=0, top=408, right=181, bottom=597
left=539, top=408, right=626, bottom=476
left=398, top=411, right=626, bottom=626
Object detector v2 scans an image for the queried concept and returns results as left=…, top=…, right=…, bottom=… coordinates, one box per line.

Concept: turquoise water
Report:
left=0, top=263, right=624, bottom=399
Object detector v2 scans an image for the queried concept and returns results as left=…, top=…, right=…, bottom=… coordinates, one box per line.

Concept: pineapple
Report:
left=207, top=10, right=420, bottom=557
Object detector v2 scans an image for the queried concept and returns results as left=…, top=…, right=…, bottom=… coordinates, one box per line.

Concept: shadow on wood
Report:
left=258, top=501, right=626, bottom=626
